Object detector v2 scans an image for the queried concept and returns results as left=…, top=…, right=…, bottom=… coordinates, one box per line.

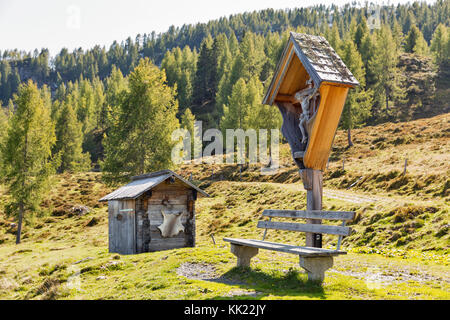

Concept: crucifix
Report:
left=262, top=33, right=359, bottom=248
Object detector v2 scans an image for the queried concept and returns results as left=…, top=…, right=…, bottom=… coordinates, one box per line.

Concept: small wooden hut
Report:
left=263, top=32, right=359, bottom=171
left=99, top=170, right=209, bottom=255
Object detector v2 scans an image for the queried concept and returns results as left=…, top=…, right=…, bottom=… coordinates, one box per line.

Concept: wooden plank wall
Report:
left=136, top=196, right=151, bottom=253
left=145, top=181, right=195, bottom=252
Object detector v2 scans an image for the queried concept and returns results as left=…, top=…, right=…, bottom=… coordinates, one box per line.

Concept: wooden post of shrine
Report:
left=300, top=169, right=323, bottom=247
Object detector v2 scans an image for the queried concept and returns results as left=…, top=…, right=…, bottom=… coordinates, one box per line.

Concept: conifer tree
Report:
left=180, top=107, right=196, bottom=155
left=220, top=78, right=251, bottom=131
left=391, top=18, right=405, bottom=51
left=327, top=21, right=341, bottom=50
left=0, top=107, right=8, bottom=159
left=431, top=24, right=449, bottom=66
left=104, top=65, right=128, bottom=131
left=192, top=35, right=217, bottom=125
left=237, top=32, right=267, bottom=82
left=220, top=77, right=256, bottom=161
left=339, top=40, right=373, bottom=147
left=1, top=80, right=56, bottom=244
left=369, top=26, right=406, bottom=118
left=161, top=46, right=197, bottom=114
left=405, top=25, right=429, bottom=55
left=354, top=17, right=369, bottom=51
left=102, top=58, right=179, bottom=185
left=246, top=76, right=282, bottom=147
left=54, top=101, right=91, bottom=172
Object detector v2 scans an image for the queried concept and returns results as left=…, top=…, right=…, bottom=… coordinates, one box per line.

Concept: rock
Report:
left=86, top=217, right=99, bottom=227
left=101, top=261, right=122, bottom=270
left=22, top=276, right=33, bottom=284
left=69, top=205, right=90, bottom=216
left=96, top=276, right=107, bottom=280
left=73, top=257, right=93, bottom=265
left=51, top=208, right=66, bottom=217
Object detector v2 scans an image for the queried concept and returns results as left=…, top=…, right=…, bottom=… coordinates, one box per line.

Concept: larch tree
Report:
left=430, top=24, right=449, bottom=66
left=405, top=25, right=429, bottom=55
left=161, top=46, right=197, bottom=115
left=220, top=78, right=251, bottom=131
left=0, top=106, right=9, bottom=162
left=368, top=25, right=406, bottom=119
left=180, top=107, right=197, bottom=160
left=104, top=65, right=128, bottom=132
left=220, top=77, right=254, bottom=162
left=54, top=101, right=91, bottom=173
left=101, top=58, right=179, bottom=185
left=327, top=21, right=342, bottom=50
left=1, top=80, right=57, bottom=244
left=246, top=76, right=281, bottom=131
left=339, top=40, right=373, bottom=147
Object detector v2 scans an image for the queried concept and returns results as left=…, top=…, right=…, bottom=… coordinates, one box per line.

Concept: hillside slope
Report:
left=1, top=113, right=448, bottom=250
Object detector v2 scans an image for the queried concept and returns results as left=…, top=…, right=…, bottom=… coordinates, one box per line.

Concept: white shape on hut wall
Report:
left=148, top=205, right=188, bottom=224
left=157, top=209, right=186, bottom=238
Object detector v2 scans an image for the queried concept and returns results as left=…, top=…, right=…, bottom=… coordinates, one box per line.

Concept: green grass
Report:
left=0, top=176, right=448, bottom=300
left=1, top=241, right=448, bottom=300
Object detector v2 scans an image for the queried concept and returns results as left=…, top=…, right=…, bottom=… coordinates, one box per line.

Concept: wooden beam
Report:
left=267, top=44, right=295, bottom=105
left=274, top=94, right=295, bottom=103
left=257, top=221, right=352, bottom=236
left=262, top=210, right=355, bottom=221
left=293, top=151, right=305, bottom=159
left=223, top=238, right=346, bottom=257
left=301, top=168, right=323, bottom=248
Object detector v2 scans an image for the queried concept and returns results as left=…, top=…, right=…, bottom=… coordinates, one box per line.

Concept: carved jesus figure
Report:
left=295, top=79, right=318, bottom=144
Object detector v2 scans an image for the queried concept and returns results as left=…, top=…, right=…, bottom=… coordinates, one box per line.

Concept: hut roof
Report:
left=99, top=170, right=209, bottom=202
left=263, top=32, right=359, bottom=105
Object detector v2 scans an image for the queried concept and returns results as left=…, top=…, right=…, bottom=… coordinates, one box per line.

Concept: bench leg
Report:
left=299, top=256, right=333, bottom=283
left=230, top=244, right=259, bottom=267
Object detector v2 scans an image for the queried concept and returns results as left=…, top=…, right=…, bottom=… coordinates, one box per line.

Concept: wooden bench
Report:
left=224, top=209, right=355, bottom=283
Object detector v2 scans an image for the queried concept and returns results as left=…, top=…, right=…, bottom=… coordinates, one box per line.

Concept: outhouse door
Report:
left=108, top=200, right=136, bottom=254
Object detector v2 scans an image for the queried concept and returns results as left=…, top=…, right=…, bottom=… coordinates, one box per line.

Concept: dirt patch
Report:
left=176, top=262, right=263, bottom=297
left=176, top=262, right=243, bottom=286
left=177, top=262, right=221, bottom=281
left=331, top=266, right=449, bottom=287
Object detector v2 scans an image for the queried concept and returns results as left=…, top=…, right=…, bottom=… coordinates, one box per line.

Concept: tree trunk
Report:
left=347, top=128, right=353, bottom=147
left=16, top=203, right=24, bottom=244
left=385, top=89, right=390, bottom=115
left=18, top=128, right=28, bottom=245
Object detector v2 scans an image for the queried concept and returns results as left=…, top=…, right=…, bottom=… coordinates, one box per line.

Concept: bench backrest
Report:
left=258, top=209, right=355, bottom=251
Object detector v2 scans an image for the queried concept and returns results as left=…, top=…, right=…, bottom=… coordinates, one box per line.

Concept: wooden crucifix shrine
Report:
left=263, top=32, right=359, bottom=247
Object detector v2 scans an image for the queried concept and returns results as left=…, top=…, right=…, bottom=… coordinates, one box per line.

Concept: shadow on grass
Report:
left=209, top=266, right=326, bottom=300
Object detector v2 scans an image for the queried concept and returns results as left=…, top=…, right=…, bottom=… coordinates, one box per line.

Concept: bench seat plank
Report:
left=223, top=238, right=346, bottom=257
left=257, top=220, right=351, bottom=236
left=263, top=209, right=355, bottom=221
